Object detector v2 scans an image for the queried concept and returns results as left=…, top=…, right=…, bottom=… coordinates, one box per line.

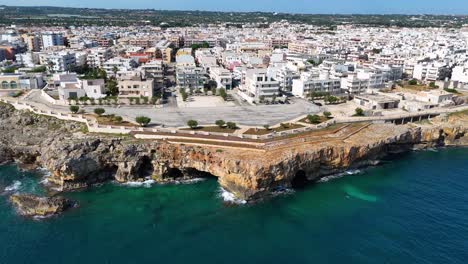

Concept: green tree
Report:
left=69, top=105, right=80, bottom=113
left=408, top=79, right=418, bottom=85
left=323, top=111, right=332, bottom=119
left=215, top=120, right=225, bottom=128
left=226, top=122, right=237, bottom=130
left=354, top=108, right=365, bottom=117
left=135, top=116, right=151, bottom=127
left=106, top=78, right=119, bottom=96
left=187, top=120, right=198, bottom=129
left=94, top=108, right=105, bottom=116
left=218, top=88, right=227, bottom=101
left=307, top=114, right=321, bottom=124
left=263, top=125, right=270, bottom=130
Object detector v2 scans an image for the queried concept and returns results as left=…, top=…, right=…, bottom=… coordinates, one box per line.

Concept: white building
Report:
left=41, top=33, right=64, bottom=49
left=413, top=62, right=449, bottom=82
left=103, top=57, right=138, bottom=76
left=209, top=67, right=233, bottom=90
left=292, top=71, right=341, bottom=98
left=87, top=48, right=112, bottom=68
left=240, top=68, right=280, bottom=103
left=40, top=51, right=76, bottom=72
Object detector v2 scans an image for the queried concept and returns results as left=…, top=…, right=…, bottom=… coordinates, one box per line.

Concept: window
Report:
left=10, top=81, right=17, bottom=89
left=1, top=81, right=9, bottom=89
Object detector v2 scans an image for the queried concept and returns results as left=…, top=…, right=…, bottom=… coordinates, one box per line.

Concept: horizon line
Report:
left=2, top=4, right=468, bottom=16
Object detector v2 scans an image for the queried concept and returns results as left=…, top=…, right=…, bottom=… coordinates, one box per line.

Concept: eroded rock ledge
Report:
left=9, top=194, right=75, bottom=217
left=0, top=102, right=466, bottom=201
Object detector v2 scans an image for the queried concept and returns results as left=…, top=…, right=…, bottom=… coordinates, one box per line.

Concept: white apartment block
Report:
left=240, top=68, right=280, bottom=103
left=267, top=65, right=299, bottom=92
left=41, top=33, right=64, bottom=49
left=292, top=71, right=341, bottom=98
left=40, top=51, right=76, bottom=72
left=413, top=62, right=449, bottom=82
left=103, top=58, right=138, bottom=76
left=209, top=67, right=232, bottom=90
left=87, top=48, right=112, bottom=68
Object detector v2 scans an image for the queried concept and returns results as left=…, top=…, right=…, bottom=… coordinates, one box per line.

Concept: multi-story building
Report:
left=209, top=67, right=233, bottom=90
left=176, top=66, right=207, bottom=91
left=413, top=62, right=450, bottom=82
left=118, top=73, right=155, bottom=98
left=292, top=71, right=341, bottom=98
left=21, top=34, right=41, bottom=52
left=140, top=60, right=165, bottom=89
left=41, top=33, right=64, bottom=49
left=39, top=51, right=76, bottom=72
left=240, top=68, right=280, bottom=103
left=87, top=48, right=112, bottom=68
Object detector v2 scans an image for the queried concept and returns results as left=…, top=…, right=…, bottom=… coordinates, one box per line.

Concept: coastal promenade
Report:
left=1, top=96, right=467, bottom=149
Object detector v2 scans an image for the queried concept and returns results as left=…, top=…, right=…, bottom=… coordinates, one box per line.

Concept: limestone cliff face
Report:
left=0, top=102, right=466, bottom=201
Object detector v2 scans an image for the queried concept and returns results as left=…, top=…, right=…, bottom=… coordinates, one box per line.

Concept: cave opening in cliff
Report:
left=137, top=156, right=154, bottom=178
left=291, top=170, right=309, bottom=189
left=165, top=168, right=184, bottom=178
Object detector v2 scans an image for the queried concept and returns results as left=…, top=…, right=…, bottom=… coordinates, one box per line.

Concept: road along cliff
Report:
left=0, top=102, right=466, bottom=202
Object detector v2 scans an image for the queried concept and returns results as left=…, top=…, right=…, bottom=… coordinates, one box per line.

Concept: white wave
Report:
left=318, top=169, right=362, bottom=183
left=175, top=178, right=206, bottom=185
left=218, top=187, right=247, bottom=205
left=4, top=180, right=22, bottom=192
left=123, top=179, right=155, bottom=188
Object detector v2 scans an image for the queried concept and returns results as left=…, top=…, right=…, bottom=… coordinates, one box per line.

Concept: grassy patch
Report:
left=244, top=123, right=305, bottom=135
left=96, top=115, right=134, bottom=127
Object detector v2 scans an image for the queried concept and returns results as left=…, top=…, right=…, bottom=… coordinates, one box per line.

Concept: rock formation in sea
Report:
left=0, top=102, right=466, bottom=201
left=9, top=194, right=75, bottom=217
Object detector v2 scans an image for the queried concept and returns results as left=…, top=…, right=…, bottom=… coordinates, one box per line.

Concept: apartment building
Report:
left=118, top=73, right=155, bottom=98
left=176, top=66, right=207, bottom=90
left=103, top=58, right=138, bottom=76
left=41, top=33, right=64, bottom=49
left=87, top=48, right=112, bottom=68
left=240, top=68, right=280, bottom=103
left=292, top=71, right=341, bottom=98
left=209, top=67, right=233, bottom=90
left=140, top=60, right=164, bottom=89
left=413, top=62, right=450, bottom=82
left=267, top=65, right=299, bottom=92
left=39, top=51, right=76, bottom=72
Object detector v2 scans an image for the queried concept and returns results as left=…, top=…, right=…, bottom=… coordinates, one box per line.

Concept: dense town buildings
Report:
left=0, top=21, right=467, bottom=107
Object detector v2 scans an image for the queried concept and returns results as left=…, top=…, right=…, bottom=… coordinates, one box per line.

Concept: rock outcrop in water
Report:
left=9, top=194, right=75, bottom=217
left=0, top=102, right=466, bottom=201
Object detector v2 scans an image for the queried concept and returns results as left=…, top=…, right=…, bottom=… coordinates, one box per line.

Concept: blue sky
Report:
left=5, top=0, right=468, bottom=14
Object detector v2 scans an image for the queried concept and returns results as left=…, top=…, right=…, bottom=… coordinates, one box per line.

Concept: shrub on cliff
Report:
left=307, top=114, right=321, bottom=124
left=136, top=116, right=151, bottom=127
left=69, top=105, right=79, bottom=114
left=354, top=108, right=365, bottom=117
left=226, top=122, right=237, bottom=130
left=94, top=108, right=105, bottom=116
left=215, top=120, right=225, bottom=128
left=187, top=120, right=198, bottom=129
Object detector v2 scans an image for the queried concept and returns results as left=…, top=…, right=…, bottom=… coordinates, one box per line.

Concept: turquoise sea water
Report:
left=1, top=148, right=467, bottom=264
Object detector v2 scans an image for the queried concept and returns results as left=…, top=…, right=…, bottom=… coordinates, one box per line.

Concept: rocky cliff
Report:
left=0, top=102, right=466, bottom=201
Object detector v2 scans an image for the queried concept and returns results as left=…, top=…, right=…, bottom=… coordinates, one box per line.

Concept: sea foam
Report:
left=218, top=188, right=247, bottom=205
left=4, top=180, right=22, bottom=192
left=318, top=169, right=362, bottom=183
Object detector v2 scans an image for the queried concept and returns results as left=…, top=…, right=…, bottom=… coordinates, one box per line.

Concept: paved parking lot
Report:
left=24, top=91, right=320, bottom=127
